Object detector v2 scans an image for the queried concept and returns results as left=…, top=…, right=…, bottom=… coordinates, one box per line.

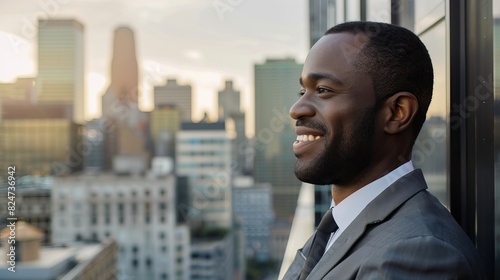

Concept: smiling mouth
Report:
left=296, top=134, right=323, bottom=142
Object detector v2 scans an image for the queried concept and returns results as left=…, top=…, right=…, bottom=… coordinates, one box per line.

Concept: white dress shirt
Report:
left=324, top=161, right=415, bottom=252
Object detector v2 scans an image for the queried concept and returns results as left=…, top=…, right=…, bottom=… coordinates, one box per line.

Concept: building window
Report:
left=104, top=203, right=111, bottom=224
left=132, top=259, right=138, bottom=268
left=159, top=202, right=166, bottom=211
left=118, top=203, right=125, bottom=225
left=145, top=203, right=151, bottom=224
left=90, top=203, right=97, bottom=225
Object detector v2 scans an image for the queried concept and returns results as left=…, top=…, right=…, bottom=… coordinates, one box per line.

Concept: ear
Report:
left=382, top=92, right=419, bottom=135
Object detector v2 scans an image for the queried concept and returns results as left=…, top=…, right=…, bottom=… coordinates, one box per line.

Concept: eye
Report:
left=317, top=87, right=332, bottom=94
left=298, top=89, right=305, bottom=96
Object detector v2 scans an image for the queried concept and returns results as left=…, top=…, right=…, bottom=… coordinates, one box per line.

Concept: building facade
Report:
left=176, top=122, right=232, bottom=229
left=154, top=79, right=192, bottom=122
left=190, top=232, right=234, bottom=280
left=51, top=174, right=190, bottom=280
left=0, top=103, right=81, bottom=177
left=254, top=58, right=303, bottom=222
left=0, top=176, right=53, bottom=244
left=150, top=106, right=181, bottom=157
left=37, top=19, right=84, bottom=124
left=217, top=80, right=248, bottom=175
left=232, top=179, right=273, bottom=260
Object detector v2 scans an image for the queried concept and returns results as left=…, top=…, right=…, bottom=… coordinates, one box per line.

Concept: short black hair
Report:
left=325, top=21, right=434, bottom=139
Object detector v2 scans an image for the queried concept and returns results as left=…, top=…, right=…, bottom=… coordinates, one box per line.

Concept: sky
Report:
left=0, top=0, right=309, bottom=135
left=1, top=0, right=500, bottom=135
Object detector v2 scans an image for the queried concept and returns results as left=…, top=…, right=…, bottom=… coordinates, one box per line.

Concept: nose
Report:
left=289, top=95, right=315, bottom=120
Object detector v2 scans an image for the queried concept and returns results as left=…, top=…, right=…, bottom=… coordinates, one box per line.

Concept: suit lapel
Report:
left=282, top=233, right=315, bottom=279
left=307, top=169, right=428, bottom=279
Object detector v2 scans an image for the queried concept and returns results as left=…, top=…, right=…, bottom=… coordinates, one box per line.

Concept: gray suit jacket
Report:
left=283, top=169, right=485, bottom=279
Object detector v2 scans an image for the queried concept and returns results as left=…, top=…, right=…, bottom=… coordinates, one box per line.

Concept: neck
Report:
left=330, top=159, right=409, bottom=205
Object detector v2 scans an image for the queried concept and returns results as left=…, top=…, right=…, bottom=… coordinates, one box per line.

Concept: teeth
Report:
left=296, top=135, right=322, bottom=142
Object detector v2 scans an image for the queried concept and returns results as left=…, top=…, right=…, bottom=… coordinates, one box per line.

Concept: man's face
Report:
left=290, top=32, right=378, bottom=186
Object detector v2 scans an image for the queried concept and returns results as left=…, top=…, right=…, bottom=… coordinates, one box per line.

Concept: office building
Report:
left=0, top=176, right=53, bottom=244
left=0, top=77, right=37, bottom=103
left=100, top=26, right=150, bottom=169
left=190, top=232, right=234, bottom=280
left=0, top=103, right=81, bottom=177
left=37, top=19, right=84, bottom=124
left=150, top=106, right=181, bottom=157
left=83, top=118, right=107, bottom=172
left=254, top=58, right=303, bottom=222
left=51, top=173, right=190, bottom=280
left=176, top=121, right=232, bottom=228
left=101, top=26, right=140, bottom=121
left=217, top=80, right=248, bottom=174
left=154, top=79, right=192, bottom=121
left=232, top=178, right=273, bottom=260
left=218, top=80, right=241, bottom=120
left=0, top=222, right=117, bottom=280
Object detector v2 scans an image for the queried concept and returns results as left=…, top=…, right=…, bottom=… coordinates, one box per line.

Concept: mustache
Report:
left=295, top=119, right=327, bottom=133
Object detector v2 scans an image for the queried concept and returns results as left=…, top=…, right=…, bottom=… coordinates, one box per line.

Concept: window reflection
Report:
left=414, top=20, right=448, bottom=206
left=366, top=0, right=391, bottom=22
left=494, top=11, right=500, bottom=280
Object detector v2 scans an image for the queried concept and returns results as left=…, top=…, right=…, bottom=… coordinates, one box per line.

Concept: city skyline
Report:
left=0, top=0, right=310, bottom=136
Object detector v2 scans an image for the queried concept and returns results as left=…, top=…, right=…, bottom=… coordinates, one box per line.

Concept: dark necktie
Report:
left=299, top=208, right=338, bottom=280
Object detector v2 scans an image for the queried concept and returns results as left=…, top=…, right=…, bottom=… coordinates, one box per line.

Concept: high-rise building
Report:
left=150, top=106, right=181, bottom=157
left=37, top=19, right=84, bottom=124
left=232, top=178, right=273, bottom=260
left=83, top=118, right=106, bottom=172
left=0, top=77, right=37, bottom=103
left=0, top=103, right=81, bottom=177
left=51, top=173, right=190, bottom=280
left=154, top=79, right=192, bottom=121
left=218, top=80, right=241, bottom=120
left=100, top=26, right=150, bottom=169
left=254, top=58, right=303, bottom=221
left=176, top=121, right=232, bottom=228
left=101, top=26, right=146, bottom=128
left=190, top=232, right=234, bottom=280
left=217, top=80, right=248, bottom=174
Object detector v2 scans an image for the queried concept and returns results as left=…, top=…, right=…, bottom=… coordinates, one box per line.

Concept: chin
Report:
left=294, top=161, right=330, bottom=185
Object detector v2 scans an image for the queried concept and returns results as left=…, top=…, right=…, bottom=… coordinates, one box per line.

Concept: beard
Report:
left=294, top=106, right=376, bottom=186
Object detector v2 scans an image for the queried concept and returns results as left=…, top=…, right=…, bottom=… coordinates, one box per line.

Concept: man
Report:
left=283, top=21, right=485, bottom=279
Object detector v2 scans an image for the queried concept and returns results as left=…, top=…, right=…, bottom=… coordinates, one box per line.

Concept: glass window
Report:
left=366, top=0, right=391, bottom=22
left=494, top=2, right=500, bottom=279
left=415, top=0, right=443, bottom=23
left=346, top=0, right=360, bottom=21
left=415, top=20, right=448, bottom=206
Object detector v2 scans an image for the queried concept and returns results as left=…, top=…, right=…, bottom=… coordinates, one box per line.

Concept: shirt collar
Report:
left=330, top=161, right=414, bottom=232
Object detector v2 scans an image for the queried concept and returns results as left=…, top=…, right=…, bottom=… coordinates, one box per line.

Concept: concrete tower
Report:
left=100, top=26, right=150, bottom=172
left=102, top=26, right=142, bottom=124
left=109, top=26, right=139, bottom=104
